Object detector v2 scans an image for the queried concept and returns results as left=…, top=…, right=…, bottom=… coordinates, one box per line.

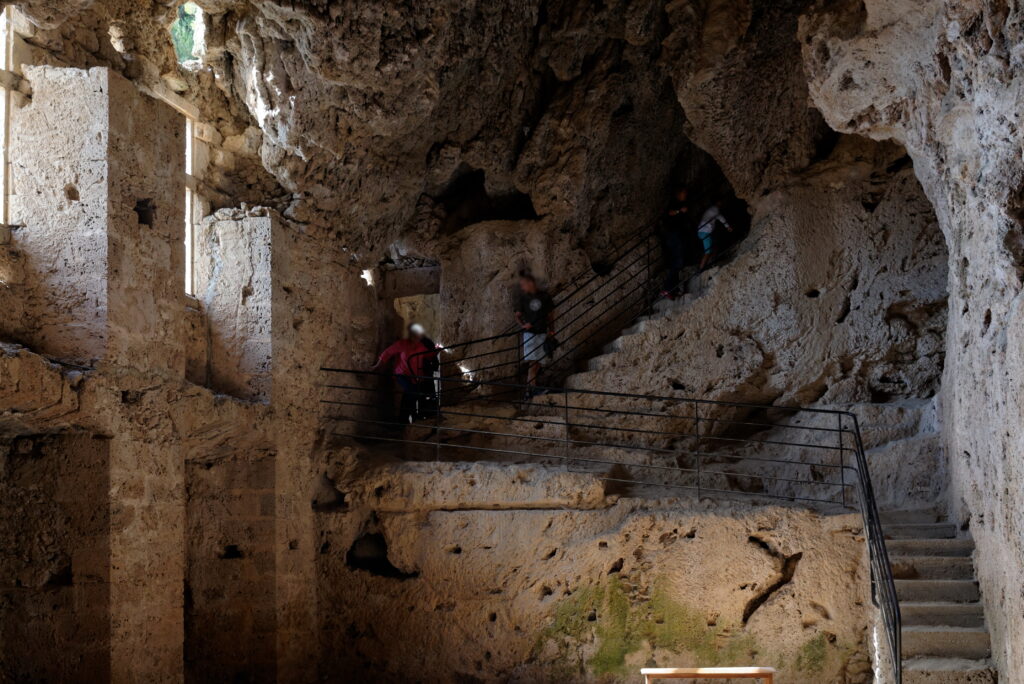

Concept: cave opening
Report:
left=433, top=167, right=539, bottom=235
left=664, top=143, right=751, bottom=270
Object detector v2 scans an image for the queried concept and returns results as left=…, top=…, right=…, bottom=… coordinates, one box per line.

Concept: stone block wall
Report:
left=6, top=67, right=112, bottom=361
left=186, top=451, right=276, bottom=683
left=5, top=66, right=186, bottom=373
left=0, top=434, right=111, bottom=681
left=193, top=215, right=274, bottom=401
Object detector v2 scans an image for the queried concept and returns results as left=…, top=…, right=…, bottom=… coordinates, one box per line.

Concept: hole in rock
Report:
left=659, top=143, right=752, bottom=269
left=587, top=610, right=597, bottom=622
left=170, top=2, right=203, bottom=64
left=805, top=289, right=821, bottom=298
left=488, top=613, right=497, bottom=622
left=64, top=184, right=79, bottom=202
left=219, top=544, right=243, bottom=559
left=983, top=309, right=992, bottom=334
left=540, top=585, right=553, bottom=598
left=133, top=199, right=156, bottom=227
left=345, top=533, right=419, bottom=580
left=433, top=167, right=538, bottom=234
left=44, top=564, right=73, bottom=587
left=447, top=545, right=462, bottom=555
left=312, top=473, right=348, bottom=512
left=607, top=558, right=624, bottom=575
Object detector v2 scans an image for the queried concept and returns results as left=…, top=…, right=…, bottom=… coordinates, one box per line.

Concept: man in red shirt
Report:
left=372, top=323, right=438, bottom=425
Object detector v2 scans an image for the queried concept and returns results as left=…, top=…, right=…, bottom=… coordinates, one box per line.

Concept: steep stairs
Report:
left=883, top=511, right=997, bottom=683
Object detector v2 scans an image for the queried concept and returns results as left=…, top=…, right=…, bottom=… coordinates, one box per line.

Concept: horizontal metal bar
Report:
left=321, top=367, right=862, bottom=419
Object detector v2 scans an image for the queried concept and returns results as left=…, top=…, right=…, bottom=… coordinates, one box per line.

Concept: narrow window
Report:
left=184, top=116, right=196, bottom=294
left=0, top=7, right=14, bottom=226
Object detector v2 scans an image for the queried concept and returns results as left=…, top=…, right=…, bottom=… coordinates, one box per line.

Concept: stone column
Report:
left=11, top=65, right=189, bottom=682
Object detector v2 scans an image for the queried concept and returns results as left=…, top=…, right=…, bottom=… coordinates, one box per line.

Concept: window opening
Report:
left=170, top=3, right=202, bottom=64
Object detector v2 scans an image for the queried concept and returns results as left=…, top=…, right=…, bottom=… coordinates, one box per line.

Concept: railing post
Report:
left=838, top=413, right=846, bottom=507
left=694, top=399, right=701, bottom=499
left=563, top=391, right=571, bottom=470
left=435, top=375, right=443, bottom=462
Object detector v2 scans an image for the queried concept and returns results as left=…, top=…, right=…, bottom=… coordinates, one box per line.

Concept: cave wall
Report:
left=0, top=0, right=1018, bottom=680
left=316, top=459, right=874, bottom=683
left=574, top=138, right=948, bottom=412
left=800, top=0, right=1024, bottom=675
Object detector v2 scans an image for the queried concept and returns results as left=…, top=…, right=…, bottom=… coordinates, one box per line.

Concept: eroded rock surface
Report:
left=0, top=0, right=1019, bottom=682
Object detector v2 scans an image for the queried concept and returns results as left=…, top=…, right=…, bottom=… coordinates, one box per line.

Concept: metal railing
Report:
left=320, top=368, right=901, bottom=682
left=414, top=222, right=750, bottom=404
left=413, top=224, right=664, bottom=395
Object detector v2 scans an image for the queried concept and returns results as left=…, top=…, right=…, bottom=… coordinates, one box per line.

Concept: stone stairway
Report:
left=883, top=511, right=997, bottom=683
left=565, top=266, right=722, bottom=387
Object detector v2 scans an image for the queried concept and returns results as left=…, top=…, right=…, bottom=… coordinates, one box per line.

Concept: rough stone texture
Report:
left=4, top=66, right=186, bottom=375
left=569, top=138, right=947, bottom=412
left=186, top=450, right=276, bottom=683
left=194, top=215, right=274, bottom=400
left=319, top=475, right=874, bottom=683
left=0, top=434, right=110, bottom=682
left=2, top=0, right=1021, bottom=682
left=799, top=1, right=1024, bottom=676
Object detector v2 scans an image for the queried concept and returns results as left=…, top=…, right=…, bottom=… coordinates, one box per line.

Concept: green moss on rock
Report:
left=535, top=576, right=764, bottom=678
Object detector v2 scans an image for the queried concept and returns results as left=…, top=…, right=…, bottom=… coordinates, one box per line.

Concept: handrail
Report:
left=319, top=367, right=901, bottom=682
left=411, top=223, right=664, bottom=389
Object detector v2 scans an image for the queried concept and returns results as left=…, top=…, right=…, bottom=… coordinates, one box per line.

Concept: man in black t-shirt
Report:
left=514, top=272, right=555, bottom=393
left=660, top=187, right=689, bottom=298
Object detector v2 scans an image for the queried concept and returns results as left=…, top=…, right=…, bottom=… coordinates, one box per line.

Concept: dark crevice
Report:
left=133, top=198, right=156, bottom=226
left=218, top=544, right=243, bottom=559
left=432, top=168, right=538, bottom=234
left=836, top=296, right=852, bottom=324
left=742, top=536, right=802, bottom=624
left=345, top=532, right=419, bottom=580
left=312, top=473, right=348, bottom=512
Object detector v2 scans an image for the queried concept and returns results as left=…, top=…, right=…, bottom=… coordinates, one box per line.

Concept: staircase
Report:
left=323, top=225, right=984, bottom=684
left=883, top=511, right=997, bottom=683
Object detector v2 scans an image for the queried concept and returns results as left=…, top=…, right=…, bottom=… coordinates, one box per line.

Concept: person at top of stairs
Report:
left=660, top=186, right=690, bottom=299
left=698, top=201, right=734, bottom=270
left=514, top=271, right=556, bottom=396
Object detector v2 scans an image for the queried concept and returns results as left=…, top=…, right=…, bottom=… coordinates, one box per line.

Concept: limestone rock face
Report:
left=570, top=138, right=947, bottom=411
left=3, top=0, right=1021, bottom=681
left=800, top=0, right=1024, bottom=675
left=321, top=466, right=873, bottom=683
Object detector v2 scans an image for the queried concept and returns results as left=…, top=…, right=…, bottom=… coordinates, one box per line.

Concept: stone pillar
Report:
left=9, top=66, right=186, bottom=373
left=9, top=66, right=189, bottom=682
left=194, top=215, right=273, bottom=400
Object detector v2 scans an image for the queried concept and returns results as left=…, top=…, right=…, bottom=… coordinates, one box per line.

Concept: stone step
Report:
left=901, top=602, right=986, bottom=628
left=880, top=508, right=948, bottom=525
left=891, top=556, right=975, bottom=580
left=621, top=321, right=648, bottom=336
left=902, top=626, right=990, bottom=660
left=886, top=538, right=974, bottom=557
left=895, top=580, right=980, bottom=603
left=902, top=657, right=996, bottom=684
left=884, top=522, right=958, bottom=539
left=587, top=354, right=614, bottom=372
